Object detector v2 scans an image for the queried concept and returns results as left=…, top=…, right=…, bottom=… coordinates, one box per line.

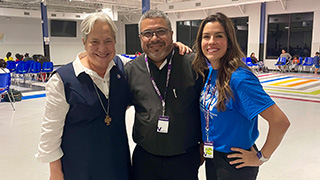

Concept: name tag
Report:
left=157, top=115, right=169, bottom=133
left=203, top=141, right=214, bottom=159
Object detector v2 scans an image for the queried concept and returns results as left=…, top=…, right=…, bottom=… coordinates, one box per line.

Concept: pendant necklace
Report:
left=93, top=83, right=111, bottom=126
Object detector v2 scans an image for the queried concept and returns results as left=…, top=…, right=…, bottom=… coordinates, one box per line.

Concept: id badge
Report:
left=203, top=141, right=214, bottom=159
left=157, top=115, right=169, bottom=133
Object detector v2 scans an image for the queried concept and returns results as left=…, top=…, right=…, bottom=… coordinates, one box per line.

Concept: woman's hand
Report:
left=173, top=42, right=193, bottom=55
left=49, top=159, right=65, bottom=180
left=50, top=172, right=65, bottom=180
left=227, top=147, right=263, bottom=169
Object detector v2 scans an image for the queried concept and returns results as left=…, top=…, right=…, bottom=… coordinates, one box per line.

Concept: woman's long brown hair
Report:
left=192, top=13, right=246, bottom=111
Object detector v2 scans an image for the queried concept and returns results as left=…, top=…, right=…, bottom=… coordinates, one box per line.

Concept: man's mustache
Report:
left=147, top=41, right=165, bottom=46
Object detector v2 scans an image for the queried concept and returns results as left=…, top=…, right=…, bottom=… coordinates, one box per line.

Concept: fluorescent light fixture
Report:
left=102, top=8, right=112, bottom=13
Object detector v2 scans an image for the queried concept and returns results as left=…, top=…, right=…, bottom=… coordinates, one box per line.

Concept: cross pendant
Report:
left=105, top=115, right=112, bottom=126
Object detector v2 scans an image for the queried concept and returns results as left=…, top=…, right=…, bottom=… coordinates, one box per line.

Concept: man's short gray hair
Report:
left=81, top=12, right=117, bottom=42
left=138, top=9, right=172, bottom=32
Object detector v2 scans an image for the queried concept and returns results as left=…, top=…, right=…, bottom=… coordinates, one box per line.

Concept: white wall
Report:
left=0, top=16, right=43, bottom=60
left=0, top=16, right=82, bottom=65
left=0, top=16, right=127, bottom=66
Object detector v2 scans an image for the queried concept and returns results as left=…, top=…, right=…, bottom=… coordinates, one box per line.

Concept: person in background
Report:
left=37, top=55, right=49, bottom=67
left=125, top=9, right=204, bottom=180
left=192, top=13, right=290, bottom=180
left=277, top=49, right=292, bottom=72
left=4, top=52, right=13, bottom=62
left=23, top=53, right=34, bottom=62
left=36, top=12, right=131, bottom=180
left=15, top=53, right=23, bottom=62
left=250, top=52, right=264, bottom=72
left=313, top=52, right=319, bottom=75
left=135, top=51, right=142, bottom=57
left=291, top=55, right=300, bottom=71
left=250, top=52, right=258, bottom=64
left=0, top=58, right=10, bottom=73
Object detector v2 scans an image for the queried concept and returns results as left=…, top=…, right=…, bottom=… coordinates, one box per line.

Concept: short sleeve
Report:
left=231, top=69, right=275, bottom=121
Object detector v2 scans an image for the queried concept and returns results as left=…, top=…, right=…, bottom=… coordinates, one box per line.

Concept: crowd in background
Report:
left=3, top=51, right=49, bottom=67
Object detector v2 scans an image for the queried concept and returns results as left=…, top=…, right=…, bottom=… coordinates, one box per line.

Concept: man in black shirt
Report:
left=125, top=9, right=204, bottom=180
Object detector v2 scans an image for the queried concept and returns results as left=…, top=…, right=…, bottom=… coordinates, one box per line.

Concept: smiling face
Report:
left=82, top=20, right=115, bottom=75
left=139, top=17, right=173, bottom=65
left=201, top=21, right=228, bottom=69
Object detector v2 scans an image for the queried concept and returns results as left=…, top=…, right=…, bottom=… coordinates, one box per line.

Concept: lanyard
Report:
left=203, top=67, right=217, bottom=141
left=145, top=50, right=174, bottom=116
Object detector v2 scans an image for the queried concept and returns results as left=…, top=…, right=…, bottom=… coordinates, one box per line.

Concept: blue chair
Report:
left=25, top=60, right=35, bottom=71
left=295, top=57, right=304, bottom=73
left=40, top=62, right=54, bottom=82
left=244, top=57, right=259, bottom=73
left=302, top=57, right=314, bottom=72
left=15, top=61, right=29, bottom=83
left=30, top=62, right=41, bottom=74
left=6, top=61, right=16, bottom=73
left=29, top=62, right=41, bottom=82
left=274, top=57, right=287, bottom=72
left=244, top=57, right=258, bottom=67
left=0, top=73, right=15, bottom=110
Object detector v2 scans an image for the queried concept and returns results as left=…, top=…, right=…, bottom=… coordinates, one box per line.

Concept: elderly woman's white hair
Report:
left=81, top=12, right=117, bottom=42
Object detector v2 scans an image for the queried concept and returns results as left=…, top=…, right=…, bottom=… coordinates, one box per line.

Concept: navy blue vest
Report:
left=56, top=63, right=130, bottom=180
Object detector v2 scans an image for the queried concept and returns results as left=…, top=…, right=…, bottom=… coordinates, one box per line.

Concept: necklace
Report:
left=93, top=83, right=111, bottom=126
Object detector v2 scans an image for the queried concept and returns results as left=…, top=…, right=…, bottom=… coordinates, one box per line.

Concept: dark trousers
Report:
left=205, top=146, right=259, bottom=180
left=132, top=145, right=201, bottom=180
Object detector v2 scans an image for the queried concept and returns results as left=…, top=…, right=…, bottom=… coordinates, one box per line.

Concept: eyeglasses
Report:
left=140, top=28, right=170, bottom=39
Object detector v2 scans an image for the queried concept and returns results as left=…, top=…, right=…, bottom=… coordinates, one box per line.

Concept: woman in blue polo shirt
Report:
left=192, top=13, right=290, bottom=180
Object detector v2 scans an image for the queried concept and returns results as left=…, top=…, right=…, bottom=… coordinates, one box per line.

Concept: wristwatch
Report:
left=257, top=151, right=269, bottom=162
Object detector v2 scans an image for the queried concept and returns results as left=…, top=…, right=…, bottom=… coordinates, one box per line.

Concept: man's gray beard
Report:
left=147, top=43, right=173, bottom=61
left=148, top=50, right=167, bottom=61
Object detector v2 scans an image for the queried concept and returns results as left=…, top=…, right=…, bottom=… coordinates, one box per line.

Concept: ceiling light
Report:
left=102, top=8, right=112, bottom=13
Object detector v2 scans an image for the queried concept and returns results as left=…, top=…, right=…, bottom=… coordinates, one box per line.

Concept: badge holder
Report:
left=157, top=115, right=169, bottom=133
left=203, top=141, right=214, bottom=158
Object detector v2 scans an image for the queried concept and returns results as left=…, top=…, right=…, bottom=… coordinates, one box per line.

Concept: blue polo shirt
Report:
left=200, top=66, right=274, bottom=153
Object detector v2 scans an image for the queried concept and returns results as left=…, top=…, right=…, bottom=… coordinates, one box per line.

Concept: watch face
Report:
left=257, top=151, right=262, bottom=159
left=257, top=151, right=269, bottom=162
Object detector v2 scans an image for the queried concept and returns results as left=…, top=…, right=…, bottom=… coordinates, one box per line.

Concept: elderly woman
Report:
left=36, top=12, right=131, bottom=180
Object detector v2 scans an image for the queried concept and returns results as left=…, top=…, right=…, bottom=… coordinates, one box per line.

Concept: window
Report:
left=177, top=17, right=248, bottom=55
left=177, top=20, right=200, bottom=48
left=266, top=12, right=313, bottom=59
left=232, top=17, right=248, bottom=56
left=125, top=24, right=142, bottom=54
